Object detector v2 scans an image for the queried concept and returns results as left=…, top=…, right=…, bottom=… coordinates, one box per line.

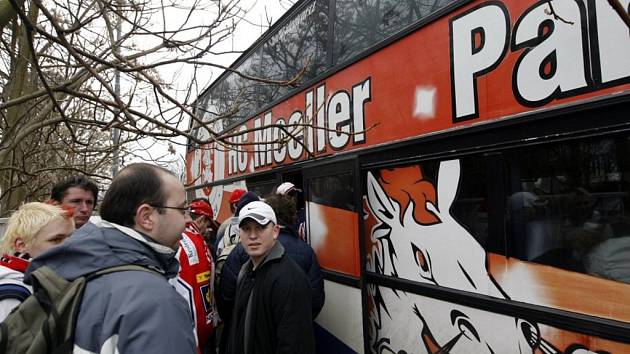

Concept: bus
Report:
left=186, top=0, right=630, bottom=352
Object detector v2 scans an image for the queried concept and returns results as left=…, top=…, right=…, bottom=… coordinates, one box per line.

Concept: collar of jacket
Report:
left=245, top=241, right=285, bottom=272
left=94, top=219, right=176, bottom=255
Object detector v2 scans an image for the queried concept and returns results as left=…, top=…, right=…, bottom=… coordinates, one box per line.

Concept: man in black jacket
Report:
left=227, top=201, right=315, bottom=354
left=219, top=194, right=324, bottom=319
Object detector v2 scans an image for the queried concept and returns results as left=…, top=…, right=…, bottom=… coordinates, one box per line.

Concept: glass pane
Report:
left=220, top=51, right=262, bottom=128
left=308, top=172, right=355, bottom=211
left=307, top=171, right=360, bottom=276
left=364, top=158, right=489, bottom=263
left=334, top=0, right=457, bottom=65
left=506, top=137, right=630, bottom=284
left=246, top=179, right=277, bottom=198
left=259, top=0, right=329, bottom=103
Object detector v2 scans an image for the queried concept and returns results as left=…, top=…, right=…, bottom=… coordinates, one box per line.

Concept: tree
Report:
left=0, top=0, right=293, bottom=215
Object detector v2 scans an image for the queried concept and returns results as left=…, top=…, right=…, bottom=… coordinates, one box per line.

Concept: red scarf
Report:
left=0, top=253, right=31, bottom=273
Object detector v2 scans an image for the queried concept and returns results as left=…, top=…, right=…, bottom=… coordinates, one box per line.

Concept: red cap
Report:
left=189, top=200, right=213, bottom=219
left=229, top=189, right=247, bottom=204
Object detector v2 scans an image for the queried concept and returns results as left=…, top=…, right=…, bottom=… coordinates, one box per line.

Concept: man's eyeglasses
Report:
left=150, top=204, right=191, bottom=215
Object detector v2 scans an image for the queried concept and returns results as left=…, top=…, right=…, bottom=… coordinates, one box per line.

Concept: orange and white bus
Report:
left=186, top=0, right=630, bottom=352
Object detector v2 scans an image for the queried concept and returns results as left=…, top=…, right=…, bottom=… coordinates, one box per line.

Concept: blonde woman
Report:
left=0, top=202, right=74, bottom=320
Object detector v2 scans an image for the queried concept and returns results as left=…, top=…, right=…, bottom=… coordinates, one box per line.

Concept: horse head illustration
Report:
left=365, top=159, right=547, bottom=353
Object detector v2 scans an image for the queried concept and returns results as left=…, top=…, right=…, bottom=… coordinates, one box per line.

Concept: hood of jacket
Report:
left=25, top=219, right=179, bottom=283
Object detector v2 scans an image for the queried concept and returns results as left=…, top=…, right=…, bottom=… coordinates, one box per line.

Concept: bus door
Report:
left=303, top=157, right=365, bottom=354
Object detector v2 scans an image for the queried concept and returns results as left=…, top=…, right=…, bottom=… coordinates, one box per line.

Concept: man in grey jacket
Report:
left=26, top=163, right=196, bottom=354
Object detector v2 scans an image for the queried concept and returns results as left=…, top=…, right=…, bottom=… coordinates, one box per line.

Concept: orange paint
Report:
left=489, top=253, right=630, bottom=323
left=309, top=203, right=360, bottom=277
left=379, top=166, right=438, bottom=225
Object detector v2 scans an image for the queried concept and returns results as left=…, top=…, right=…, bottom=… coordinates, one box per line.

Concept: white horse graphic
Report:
left=365, top=159, right=600, bottom=354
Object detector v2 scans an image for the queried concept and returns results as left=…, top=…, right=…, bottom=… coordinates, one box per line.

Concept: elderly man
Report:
left=50, top=175, right=99, bottom=229
left=226, top=201, right=315, bottom=354
left=27, top=163, right=196, bottom=354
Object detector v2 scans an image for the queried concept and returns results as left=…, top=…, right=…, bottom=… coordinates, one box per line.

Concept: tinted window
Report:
left=505, top=137, right=630, bottom=284
left=219, top=51, right=262, bottom=129
left=307, top=170, right=360, bottom=276
left=364, top=158, right=489, bottom=255
left=246, top=179, right=277, bottom=199
left=334, top=0, right=457, bottom=65
left=308, top=172, right=355, bottom=211
left=259, top=0, right=329, bottom=103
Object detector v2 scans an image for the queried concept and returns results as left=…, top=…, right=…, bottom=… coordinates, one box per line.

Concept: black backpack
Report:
left=0, top=264, right=157, bottom=354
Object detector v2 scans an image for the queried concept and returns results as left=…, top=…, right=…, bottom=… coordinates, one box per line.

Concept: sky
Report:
left=129, top=0, right=293, bottom=175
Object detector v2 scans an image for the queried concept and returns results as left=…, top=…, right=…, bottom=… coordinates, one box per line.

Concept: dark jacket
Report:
left=219, top=226, right=325, bottom=319
left=25, top=220, right=196, bottom=354
left=227, top=242, right=315, bottom=354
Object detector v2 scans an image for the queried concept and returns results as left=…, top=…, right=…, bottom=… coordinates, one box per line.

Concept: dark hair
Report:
left=50, top=175, right=99, bottom=206
left=264, top=194, right=297, bottom=227
left=99, top=163, right=171, bottom=227
left=234, top=192, right=259, bottom=216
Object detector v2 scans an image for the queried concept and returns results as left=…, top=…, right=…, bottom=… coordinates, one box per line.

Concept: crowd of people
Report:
left=0, top=163, right=324, bottom=354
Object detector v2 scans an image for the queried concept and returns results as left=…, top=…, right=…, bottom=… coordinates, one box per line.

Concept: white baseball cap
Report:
left=238, top=201, right=277, bottom=227
left=276, top=182, right=301, bottom=195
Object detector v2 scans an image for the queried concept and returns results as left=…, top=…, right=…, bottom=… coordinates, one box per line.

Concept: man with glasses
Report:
left=175, top=198, right=219, bottom=354
left=27, top=163, right=196, bottom=354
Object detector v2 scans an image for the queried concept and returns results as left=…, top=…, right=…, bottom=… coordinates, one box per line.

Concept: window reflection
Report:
left=506, top=137, right=630, bottom=284
left=259, top=0, right=329, bottom=102
left=308, top=173, right=355, bottom=211
left=197, top=0, right=329, bottom=130
left=334, top=0, right=457, bottom=65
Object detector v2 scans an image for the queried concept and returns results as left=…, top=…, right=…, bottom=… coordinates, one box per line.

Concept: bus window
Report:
left=259, top=0, right=329, bottom=102
left=308, top=172, right=355, bottom=211
left=505, top=136, right=630, bottom=285
left=364, top=157, right=492, bottom=278
left=307, top=171, right=360, bottom=276
left=333, top=0, right=458, bottom=65
left=246, top=178, right=277, bottom=199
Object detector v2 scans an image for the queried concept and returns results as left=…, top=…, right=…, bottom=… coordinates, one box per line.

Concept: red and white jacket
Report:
left=174, top=223, right=218, bottom=353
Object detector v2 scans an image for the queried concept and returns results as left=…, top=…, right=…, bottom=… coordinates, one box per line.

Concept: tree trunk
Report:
left=0, top=0, right=38, bottom=215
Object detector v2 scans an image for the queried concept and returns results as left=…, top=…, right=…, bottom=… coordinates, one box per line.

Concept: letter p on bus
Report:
left=450, top=2, right=509, bottom=121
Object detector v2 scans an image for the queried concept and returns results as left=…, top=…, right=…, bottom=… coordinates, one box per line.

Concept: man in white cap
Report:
left=276, top=181, right=301, bottom=196
left=226, top=201, right=315, bottom=354
left=276, top=182, right=307, bottom=241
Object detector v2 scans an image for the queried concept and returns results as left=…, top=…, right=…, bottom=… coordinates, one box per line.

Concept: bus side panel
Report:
left=315, top=280, right=363, bottom=354
left=367, top=284, right=630, bottom=353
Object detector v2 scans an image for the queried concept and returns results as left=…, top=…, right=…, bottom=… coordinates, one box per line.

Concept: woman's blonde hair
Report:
left=1, top=202, right=73, bottom=254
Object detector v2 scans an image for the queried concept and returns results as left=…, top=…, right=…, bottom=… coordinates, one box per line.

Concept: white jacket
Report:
left=0, top=260, right=32, bottom=321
